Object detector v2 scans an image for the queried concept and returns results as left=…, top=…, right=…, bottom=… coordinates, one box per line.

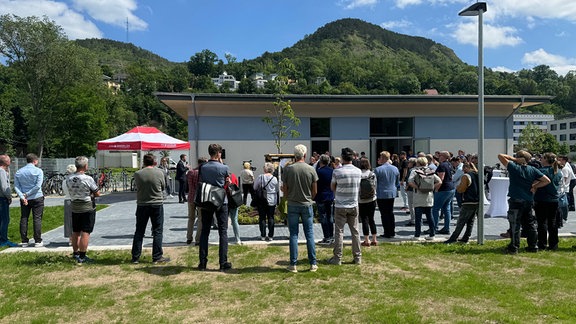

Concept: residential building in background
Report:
left=512, top=113, right=554, bottom=145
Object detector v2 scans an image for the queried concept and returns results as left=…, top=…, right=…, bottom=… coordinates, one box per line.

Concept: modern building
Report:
left=548, top=116, right=576, bottom=152
left=512, top=113, right=554, bottom=145
left=155, top=93, right=551, bottom=175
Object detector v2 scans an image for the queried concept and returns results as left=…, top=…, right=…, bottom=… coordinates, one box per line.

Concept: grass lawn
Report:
left=1, top=237, right=576, bottom=323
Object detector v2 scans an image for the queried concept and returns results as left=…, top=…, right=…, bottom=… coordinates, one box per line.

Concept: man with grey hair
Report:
left=0, top=154, right=17, bottom=247
left=14, top=153, right=44, bottom=247
left=283, top=144, right=319, bottom=273
left=66, top=156, right=100, bottom=263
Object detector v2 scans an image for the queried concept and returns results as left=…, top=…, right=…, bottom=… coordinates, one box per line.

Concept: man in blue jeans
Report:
left=432, top=151, right=455, bottom=235
left=282, top=144, right=318, bottom=273
left=0, top=155, right=17, bottom=247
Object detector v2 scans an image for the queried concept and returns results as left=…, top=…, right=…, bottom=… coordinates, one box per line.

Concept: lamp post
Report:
left=459, top=2, right=487, bottom=244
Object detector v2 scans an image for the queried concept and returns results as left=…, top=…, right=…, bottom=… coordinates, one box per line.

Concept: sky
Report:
left=2, top=0, right=576, bottom=76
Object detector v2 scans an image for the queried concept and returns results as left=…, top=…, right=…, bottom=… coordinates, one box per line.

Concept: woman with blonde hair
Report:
left=240, top=162, right=255, bottom=205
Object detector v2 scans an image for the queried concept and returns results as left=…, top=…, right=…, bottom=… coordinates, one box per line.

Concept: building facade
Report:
left=548, top=116, right=576, bottom=153
left=512, top=113, right=554, bottom=145
left=156, top=93, right=550, bottom=176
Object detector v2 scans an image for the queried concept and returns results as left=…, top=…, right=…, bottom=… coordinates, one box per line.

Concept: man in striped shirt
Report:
left=327, top=147, right=362, bottom=266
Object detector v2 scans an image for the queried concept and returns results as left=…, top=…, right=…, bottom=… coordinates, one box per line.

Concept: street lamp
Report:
left=459, top=2, right=487, bottom=244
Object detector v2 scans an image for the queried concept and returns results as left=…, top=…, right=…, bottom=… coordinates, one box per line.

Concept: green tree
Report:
left=517, top=123, right=566, bottom=155
left=262, top=96, right=301, bottom=154
left=187, top=49, right=218, bottom=76
left=0, top=65, right=17, bottom=154
left=0, top=14, right=104, bottom=158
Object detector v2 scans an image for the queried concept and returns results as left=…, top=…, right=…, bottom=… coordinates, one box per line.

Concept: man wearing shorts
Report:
left=66, top=156, right=100, bottom=264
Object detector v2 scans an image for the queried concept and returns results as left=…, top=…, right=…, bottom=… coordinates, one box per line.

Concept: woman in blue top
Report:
left=314, top=154, right=334, bottom=244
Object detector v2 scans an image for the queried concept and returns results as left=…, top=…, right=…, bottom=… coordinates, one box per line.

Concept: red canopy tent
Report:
left=97, top=126, right=190, bottom=151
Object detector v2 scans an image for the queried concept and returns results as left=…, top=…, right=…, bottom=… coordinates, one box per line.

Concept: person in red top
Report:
left=186, top=157, right=207, bottom=245
left=226, top=173, right=242, bottom=244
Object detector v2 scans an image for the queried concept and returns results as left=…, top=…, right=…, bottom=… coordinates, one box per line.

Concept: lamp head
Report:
left=458, top=2, right=487, bottom=16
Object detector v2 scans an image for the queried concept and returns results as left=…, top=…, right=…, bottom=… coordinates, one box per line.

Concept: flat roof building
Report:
left=156, top=93, right=551, bottom=175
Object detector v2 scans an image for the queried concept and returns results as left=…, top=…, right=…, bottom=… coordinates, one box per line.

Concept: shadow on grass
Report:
left=136, top=265, right=189, bottom=276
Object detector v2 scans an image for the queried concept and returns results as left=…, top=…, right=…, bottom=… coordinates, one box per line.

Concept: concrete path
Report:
left=4, top=191, right=576, bottom=253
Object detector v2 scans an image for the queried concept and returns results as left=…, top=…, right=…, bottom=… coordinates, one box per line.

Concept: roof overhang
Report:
left=155, top=93, right=553, bottom=120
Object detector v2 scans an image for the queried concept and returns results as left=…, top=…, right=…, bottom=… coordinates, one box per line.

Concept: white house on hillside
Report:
left=212, top=72, right=240, bottom=91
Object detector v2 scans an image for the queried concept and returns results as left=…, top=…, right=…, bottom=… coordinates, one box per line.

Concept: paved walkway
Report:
left=3, top=191, right=576, bottom=253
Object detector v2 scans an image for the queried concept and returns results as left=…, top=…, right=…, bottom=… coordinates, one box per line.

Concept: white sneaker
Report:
left=287, top=265, right=298, bottom=273
left=168, top=194, right=174, bottom=198
left=260, top=237, right=266, bottom=241
left=310, top=264, right=318, bottom=272
left=412, top=236, right=424, bottom=241
left=20, top=242, right=28, bottom=247
left=34, top=241, right=44, bottom=247
left=425, top=236, right=435, bottom=241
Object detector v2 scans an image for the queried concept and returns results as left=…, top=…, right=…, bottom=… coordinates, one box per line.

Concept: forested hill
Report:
left=75, top=38, right=177, bottom=74
left=290, top=18, right=462, bottom=64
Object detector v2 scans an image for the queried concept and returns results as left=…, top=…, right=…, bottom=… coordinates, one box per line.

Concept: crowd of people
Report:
left=0, top=144, right=575, bottom=270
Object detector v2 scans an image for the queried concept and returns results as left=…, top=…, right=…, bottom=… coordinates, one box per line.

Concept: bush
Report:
left=237, top=204, right=285, bottom=225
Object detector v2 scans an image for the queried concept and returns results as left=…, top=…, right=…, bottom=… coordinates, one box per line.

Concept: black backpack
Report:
left=359, top=172, right=376, bottom=200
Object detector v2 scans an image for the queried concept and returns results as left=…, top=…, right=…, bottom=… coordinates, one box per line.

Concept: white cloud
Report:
left=0, top=0, right=102, bottom=39
left=395, top=0, right=469, bottom=9
left=394, top=0, right=422, bottom=9
left=71, top=0, right=147, bottom=31
left=380, top=19, right=412, bottom=30
left=340, top=0, right=378, bottom=10
left=452, top=22, right=523, bottom=48
left=0, top=0, right=148, bottom=39
left=491, top=1, right=576, bottom=22
left=492, top=66, right=515, bottom=73
left=522, top=49, right=576, bottom=75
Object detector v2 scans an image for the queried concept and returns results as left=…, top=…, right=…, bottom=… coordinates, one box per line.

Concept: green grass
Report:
left=1, top=204, right=107, bottom=249
left=1, top=238, right=576, bottom=323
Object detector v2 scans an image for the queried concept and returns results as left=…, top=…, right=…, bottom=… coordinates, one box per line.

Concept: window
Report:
left=551, top=124, right=557, bottom=131
left=570, top=122, right=576, bottom=129
left=370, top=118, right=413, bottom=137
left=560, top=123, right=567, bottom=130
left=310, top=118, right=330, bottom=137
left=570, top=134, right=576, bottom=141
left=560, top=134, right=566, bottom=141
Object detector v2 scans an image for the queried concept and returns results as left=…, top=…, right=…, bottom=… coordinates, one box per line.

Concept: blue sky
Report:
left=2, top=0, right=576, bottom=75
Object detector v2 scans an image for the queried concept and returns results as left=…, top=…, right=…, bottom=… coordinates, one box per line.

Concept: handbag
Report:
left=194, top=164, right=226, bottom=210
left=250, top=175, right=274, bottom=208
left=227, top=183, right=243, bottom=209
left=195, top=182, right=226, bottom=210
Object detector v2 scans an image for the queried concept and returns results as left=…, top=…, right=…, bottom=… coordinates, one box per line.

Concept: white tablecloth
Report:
left=485, top=177, right=509, bottom=217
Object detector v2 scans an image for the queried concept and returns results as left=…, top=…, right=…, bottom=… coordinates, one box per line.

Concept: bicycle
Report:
left=42, top=172, right=65, bottom=196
